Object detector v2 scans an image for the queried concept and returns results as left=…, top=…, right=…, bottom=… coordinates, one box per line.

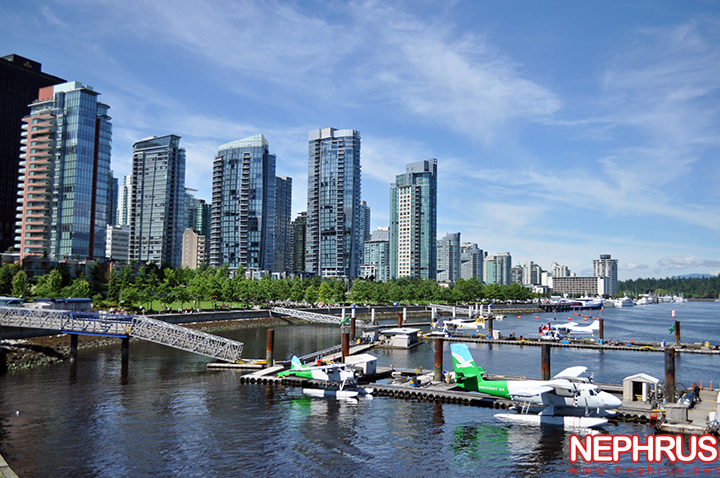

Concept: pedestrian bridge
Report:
left=0, top=307, right=244, bottom=363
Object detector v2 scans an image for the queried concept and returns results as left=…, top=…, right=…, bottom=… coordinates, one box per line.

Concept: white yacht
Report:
left=614, top=296, right=634, bottom=308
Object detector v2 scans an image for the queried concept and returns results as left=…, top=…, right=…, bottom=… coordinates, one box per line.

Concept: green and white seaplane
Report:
left=450, top=343, right=621, bottom=429
left=278, top=355, right=375, bottom=400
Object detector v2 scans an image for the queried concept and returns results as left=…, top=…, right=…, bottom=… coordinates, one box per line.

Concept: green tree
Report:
left=318, top=281, right=333, bottom=303
left=33, top=269, right=63, bottom=297
left=11, top=270, right=29, bottom=297
left=304, top=284, right=319, bottom=303
left=64, top=278, right=91, bottom=298
left=289, top=279, right=305, bottom=303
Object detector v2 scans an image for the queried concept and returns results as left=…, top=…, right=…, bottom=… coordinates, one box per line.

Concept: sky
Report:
left=2, top=0, right=719, bottom=280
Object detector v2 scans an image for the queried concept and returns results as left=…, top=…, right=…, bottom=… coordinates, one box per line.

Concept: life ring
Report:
left=630, top=338, right=635, bottom=345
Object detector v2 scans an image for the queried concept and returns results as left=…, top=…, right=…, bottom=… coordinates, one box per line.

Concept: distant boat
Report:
left=614, top=296, right=634, bottom=308
left=635, top=296, right=655, bottom=306
left=570, top=297, right=603, bottom=310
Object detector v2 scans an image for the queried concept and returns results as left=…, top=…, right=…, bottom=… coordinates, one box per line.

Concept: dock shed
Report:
left=379, top=327, right=420, bottom=348
left=623, top=373, right=660, bottom=402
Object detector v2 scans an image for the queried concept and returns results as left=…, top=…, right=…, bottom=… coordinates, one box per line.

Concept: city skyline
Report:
left=2, top=1, right=719, bottom=279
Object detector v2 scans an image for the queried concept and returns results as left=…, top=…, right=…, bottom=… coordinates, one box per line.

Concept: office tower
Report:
left=0, top=54, right=64, bottom=253
left=361, top=227, right=390, bottom=282
left=389, top=159, right=437, bottom=280
left=359, top=200, right=371, bottom=242
left=210, top=134, right=275, bottom=271
left=522, top=260, right=542, bottom=286
left=15, top=81, right=112, bottom=261
left=117, top=175, right=132, bottom=226
left=305, top=127, right=362, bottom=278
left=107, top=171, right=118, bottom=226
left=274, top=176, right=292, bottom=273
left=129, top=135, right=186, bottom=268
left=593, top=254, right=618, bottom=295
left=291, top=211, right=307, bottom=273
left=460, top=242, right=484, bottom=281
left=484, top=252, right=512, bottom=285
left=106, top=225, right=130, bottom=263
left=437, top=232, right=461, bottom=283
left=181, top=228, right=206, bottom=269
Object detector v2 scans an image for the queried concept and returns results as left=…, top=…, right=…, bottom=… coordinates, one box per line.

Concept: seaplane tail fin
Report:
left=590, top=319, right=600, bottom=331
left=290, top=355, right=304, bottom=370
left=278, top=356, right=305, bottom=377
left=450, top=344, right=486, bottom=391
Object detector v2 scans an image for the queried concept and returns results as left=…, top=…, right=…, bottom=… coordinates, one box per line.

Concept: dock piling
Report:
left=397, top=312, right=402, bottom=327
left=599, top=318, right=604, bottom=341
left=541, top=343, right=551, bottom=380
left=265, top=328, right=275, bottom=368
left=665, top=347, right=676, bottom=402
left=350, top=316, right=356, bottom=340
left=341, top=332, right=349, bottom=362
left=674, top=321, right=681, bottom=347
left=70, top=334, right=78, bottom=360
left=434, top=339, right=443, bottom=382
left=121, top=336, right=129, bottom=363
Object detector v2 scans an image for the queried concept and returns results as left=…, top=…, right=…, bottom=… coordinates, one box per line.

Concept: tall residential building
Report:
left=437, top=232, right=461, bottom=283
left=459, top=243, right=484, bottom=281
left=129, top=135, right=186, bottom=268
left=522, top=260, right=542, bottom=286
left=117, top=174, right=132, bottom=226
left=484, top=252, right=512, bottom=284
left=274, top=176, right=292, bottom=272
left=593, top=254, right=618, bottom=295
left=361, top=226, right=390, bottom=282
left=210, top=134, right=275, bottom=271
left=107, top=171, right=118, bottom=226
left=551, top=262, right=571, bottom=277
left=181, top=228, right=206, bottom=270
left=389, top=159, right=438, bottom=280
left=305, top=127, right=362, bottom=278
left=106, top=225, right=130, bottom=263
left=291, top=211, right=307, bottom=273
left=15, top=81, right=112, bottom=261
left=0, top=54, right=64, bottom=253
left=194, top=199, right=211, bottom=238
left=511, top=265, right=524, bottom=284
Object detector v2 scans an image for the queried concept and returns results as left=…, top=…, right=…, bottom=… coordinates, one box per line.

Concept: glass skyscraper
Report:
left=437, top=232, right=461, bottom=283
left=274, top=176, right=292, bottom=273
left=305, top=127, right=362, bottom=278
left=15, top=81, right=111, bottom=261
left=210, top=134, right=275, bottom=271
left=129, top=135, right=186, bottom=268
left=389, top=159, right=437, bottom=280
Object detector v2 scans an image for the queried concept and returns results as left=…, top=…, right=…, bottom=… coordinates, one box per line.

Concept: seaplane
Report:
left=278, top=355, right=375, bottom=400
left=433, top=316, right=487, bottom=334
left=540, top=319, right=600, bottom=339
left=450, top=344, right=621, bottom=429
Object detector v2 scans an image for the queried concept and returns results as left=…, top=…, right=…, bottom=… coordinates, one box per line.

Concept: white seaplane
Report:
left=451, top=344, right=621, bottom=429
left=540, top=319, right=600, bottom=340
left=278, top=355, right=375, bottom=400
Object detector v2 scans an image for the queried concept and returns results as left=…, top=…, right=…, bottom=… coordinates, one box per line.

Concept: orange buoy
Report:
left=535, top=316, right=540, bottom=319
left=518, top=315, right=521, bottom=319
left=568, top=317, right=572, bottom=321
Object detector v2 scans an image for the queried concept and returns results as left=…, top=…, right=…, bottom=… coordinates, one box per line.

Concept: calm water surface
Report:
left=1, top=302, right=719, bottom=477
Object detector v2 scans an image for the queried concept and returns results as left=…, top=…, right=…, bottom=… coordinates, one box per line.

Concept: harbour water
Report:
left=0, top=302, right=718, bottom=477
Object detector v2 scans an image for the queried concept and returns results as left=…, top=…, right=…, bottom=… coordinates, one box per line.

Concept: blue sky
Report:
left=2, top=0, right=719, bottom=280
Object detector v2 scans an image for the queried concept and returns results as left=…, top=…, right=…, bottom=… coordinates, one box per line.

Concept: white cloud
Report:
left=657, top=256, right=720, bottom=270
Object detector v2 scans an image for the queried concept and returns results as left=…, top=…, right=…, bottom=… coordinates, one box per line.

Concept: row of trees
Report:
left=0, top=262, right=534, bottom=310
left=618, top=275, right=720, bottom=299
left=2, top=260, right=718, bottom=309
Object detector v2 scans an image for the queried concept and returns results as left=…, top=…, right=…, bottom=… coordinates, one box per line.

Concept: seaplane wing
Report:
left=508, top=385, right=555, bottom=402
left=552, top=366, right=588, bottom=381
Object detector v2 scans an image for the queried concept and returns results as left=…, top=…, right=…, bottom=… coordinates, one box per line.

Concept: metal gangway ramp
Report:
left=0, top=307, right=243, bottom=363
left=271, top=307, right=344, bottom=324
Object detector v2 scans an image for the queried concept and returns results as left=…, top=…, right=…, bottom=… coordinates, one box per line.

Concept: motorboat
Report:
left=614, top=297, right=634, bottom=308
